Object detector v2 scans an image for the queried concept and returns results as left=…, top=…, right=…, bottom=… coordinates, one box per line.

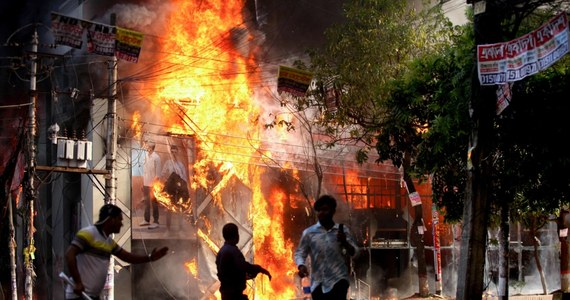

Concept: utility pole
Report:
left=403, top=153, right=429, bottom=297
left=102, top=13, right=118, bottom=300
left=105, top=15, right=118, bottom=207
left=23, top=28, right=39, bottom=300
left=456, top=1, right=501, bottom=299
left=9, top=192, right=17, bottom=300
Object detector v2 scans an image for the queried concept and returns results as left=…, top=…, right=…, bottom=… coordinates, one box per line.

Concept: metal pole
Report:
left=432, top=203, right=442, bottom=295
left=9, top=192, right=18, bottom=300
left=24, top=28, right=38, bottom=300
left=103, top=13, right=118, bottom=300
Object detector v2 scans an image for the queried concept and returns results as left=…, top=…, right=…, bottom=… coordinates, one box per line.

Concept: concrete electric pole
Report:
left=456, top=1, right=502, bottom=299
left=23, top=28, right=39, bottom=300
left=102, top=13, right=118, bottom=300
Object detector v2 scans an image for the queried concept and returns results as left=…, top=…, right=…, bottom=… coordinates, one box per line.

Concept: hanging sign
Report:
left=87, top=22, right=116, bottom=56
left=409, top=191, right=422, bottom=207
left=50, top=12, right=145, bottom=63
left=277, top=66, right=313, bottom=97
left=115, top=27, right=145, bottom=63
left=51, top=12, right=85, bottom=49
left=477, top=12, right=569, bottom=85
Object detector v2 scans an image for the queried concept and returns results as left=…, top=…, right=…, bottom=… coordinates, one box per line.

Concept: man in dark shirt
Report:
left=216, top=223, right=272, bottom=300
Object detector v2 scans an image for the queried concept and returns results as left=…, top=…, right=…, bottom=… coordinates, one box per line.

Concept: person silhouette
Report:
left=216, top=223, right=272, bottom=300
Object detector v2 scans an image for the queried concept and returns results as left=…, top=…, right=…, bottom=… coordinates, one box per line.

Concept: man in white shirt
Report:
left=141, top=141, right=161, bottom=229
left=294, top=195, right=358, bottom=300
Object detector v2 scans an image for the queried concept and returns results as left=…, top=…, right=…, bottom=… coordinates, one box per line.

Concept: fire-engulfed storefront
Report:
left=128, top=133, right=451, bottom=299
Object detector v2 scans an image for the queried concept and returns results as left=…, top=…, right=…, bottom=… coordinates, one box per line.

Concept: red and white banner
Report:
left=51, top=12, right=144, bottom=63
left=432, top=204, right=442, bottom=293
left=409, top=191, right=422, bottom=207
left=496, top=82, right=513, bottom=115
left=51, top=12, right=85, bottom=49
left=478, top=12, right=569, bottom=85
left=87, top=22, right=116, bottom=56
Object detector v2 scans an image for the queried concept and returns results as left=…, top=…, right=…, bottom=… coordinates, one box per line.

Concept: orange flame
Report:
left=185, top=258, right=198, bottom=277
left=249, top=172, right=297, bottom=299
left=130, top=111, right=142, bottom=142
left=136, top=0, right=301, bottom=298
left=149, top=0, right=261, bottom=185
left=344, top=170, right=370, bottom=209
left=152, top=181, right=192, bottom=214
left=197, top=228, right=220, bottom=254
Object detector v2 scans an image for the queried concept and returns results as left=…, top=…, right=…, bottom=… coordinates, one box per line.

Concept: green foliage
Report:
left=496, top=53, right=570, bottom=220
left=305, top=0, right=570, bottom=223
left=390, top=3, right=570, bottom=222
left=307, top=0, right=457, bottom=140
left=484, top=3, right=570, bottom=222
left=305, top=0, right=467, bottom=221
left=373, top=21, right=473, bottom=221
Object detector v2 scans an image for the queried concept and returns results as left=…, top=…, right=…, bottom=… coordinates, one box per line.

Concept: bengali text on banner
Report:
left=477, top=12, right=568, bottom=85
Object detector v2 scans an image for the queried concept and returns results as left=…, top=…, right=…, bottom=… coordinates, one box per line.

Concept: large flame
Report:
left=250, top=173, right=297, bottom=299
left=150, top=0, right=261, bottom=184
left=136, top=0, right=298, bottom=298
left=130, top=111, right=142, bottom=142
left=344, top=170, right=369, bottom=209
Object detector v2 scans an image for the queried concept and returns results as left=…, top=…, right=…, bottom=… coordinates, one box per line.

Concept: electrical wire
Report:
left=4, top=3, right=413, bottom=298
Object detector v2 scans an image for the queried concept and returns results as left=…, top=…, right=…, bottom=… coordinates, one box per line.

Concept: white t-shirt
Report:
left=143, top=151, right=161, bottom=186
left=65, top=225, right=122, bottom=299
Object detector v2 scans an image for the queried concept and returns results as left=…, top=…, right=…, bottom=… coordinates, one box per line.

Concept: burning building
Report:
left=119, top=0, right=432, bottom=299
left=0, top=0, right=440, bottom=298
left=3, top=0, right=562, bottom=299
left=117, top=1, right=451, bottom=299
